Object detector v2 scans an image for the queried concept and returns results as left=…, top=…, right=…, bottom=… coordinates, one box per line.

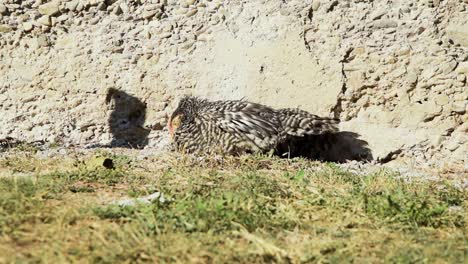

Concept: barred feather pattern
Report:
left=169, top=96, right=339, bottom=155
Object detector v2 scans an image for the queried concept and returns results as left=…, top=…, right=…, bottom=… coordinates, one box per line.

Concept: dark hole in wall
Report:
left=275, top=131, right=373, bottom=162
left=105, top=88, right=150, bottom=148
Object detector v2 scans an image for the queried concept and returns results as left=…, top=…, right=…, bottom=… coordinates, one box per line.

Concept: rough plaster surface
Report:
left=0, top=0, right=466, bottom=170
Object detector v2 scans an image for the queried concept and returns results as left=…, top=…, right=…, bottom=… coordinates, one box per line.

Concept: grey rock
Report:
left=112, top=5, right=122, bottom=15
left=311, top=0, right=320, bottom=11
left=76, top=2, right=84, bottom=12
left=37, top=15, right=51, bottom=26
left=142, top=10, right=159, bottom=19
left=145, top=4, right=163, bottom=11
left=51, top=17, right=58, bottom=27
left=66, top=1, right=78, bottom=11
left=450, top=101, right=466, bottom=114
left=445, top=140, right=459, bottom=151
left=159, top=32, right=172, bottom=38
left=38, top=1, right=60, bottom=16
left=0, top=4, right=7, bottom=15
left=434, top=94, right=449, bottom=106
left=97, top=2, right=107, bottom=11
left=373, top=19, right=398, bottom=29
left=186, top=8, right=198, bottom=17
left=119, top=3, right=129, bottom=13
left=0, top=24, right=12, bottom=33
left=89, top=17, right=100, bottom=25
left=456, top=74, right=466, bottom=83
left=56, top=14, right=69, bottom=23
left=88, top=0, right=101, bottom=7
left=441, top=60, right=458, bottom=74
left=22, top=22, right=34, bottom=32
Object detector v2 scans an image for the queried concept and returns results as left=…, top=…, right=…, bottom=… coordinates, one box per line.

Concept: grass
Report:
left=0, top=148, right=466, bottom=263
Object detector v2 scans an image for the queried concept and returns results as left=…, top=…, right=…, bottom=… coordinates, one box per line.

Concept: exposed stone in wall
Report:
left=0, top=0, right=466, bottom=169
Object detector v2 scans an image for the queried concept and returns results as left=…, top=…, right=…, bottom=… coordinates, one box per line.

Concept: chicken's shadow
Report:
left=105, top=88, right=150, bottom=148
left=275, top=132, right=373, bottom=162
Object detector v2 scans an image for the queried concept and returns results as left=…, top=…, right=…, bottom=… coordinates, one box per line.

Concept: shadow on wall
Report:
left=276, top=132, right=373, bottom=162
left=105, top=88, right=150, bottom=148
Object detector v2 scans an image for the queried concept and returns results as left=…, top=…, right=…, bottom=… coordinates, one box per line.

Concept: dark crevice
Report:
left=302, top=5, right=314, bottom=52
left=332, top=84, right=345, bottom=119
left=303, top=31, right=311, bottom=52
left=307, top=6, right=313, bottom=21
left=332, top=48, right=354, bottom=119
left=327, top=0, right=339, bottom=12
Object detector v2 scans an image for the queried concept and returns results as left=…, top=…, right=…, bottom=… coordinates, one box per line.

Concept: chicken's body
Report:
left=168, top=96, right=339, bottom=155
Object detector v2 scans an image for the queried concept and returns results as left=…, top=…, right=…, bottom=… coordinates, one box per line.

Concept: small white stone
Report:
left=445, top=140, right=460, bottom=151
left=120, top=3, right=129, bottom=13
left=66, top=0, right=78, bottom=11
left=456, top=74, right=466, bottom=82
left=37, top=15, right=51, bottom=27
left=176, top=8, right=188, bottom=14
left=186, top=8, right=198, bottom=17
left=159, top=32, right=172, bottom=38
left=56, top=14, right=68, bottom=23
left=434, top=94, right=449, bottom=106
left=0, top=24, right=12, bottom=33
left=371, top=9, right=387, bottom=20
left=76, top=2, right=84, bottom=12
left=89, top=17, right=99, bottom=25
left=311, top=0, right=321, bottom=11
left=23, top=22, right=34, bottom=32
left=451, top=101, right=466, bottom=114
left=38, top=1, right=60, bottom=16
left=112, top=5, right=122, bottom=15
left=142, top=10, right=159, bottom=19
left=373, top=19, right=398, bottom=29
left=0, top=4, right=7, bottom=14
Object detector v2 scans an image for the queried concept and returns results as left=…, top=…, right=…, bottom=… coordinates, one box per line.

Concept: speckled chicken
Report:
left=168, top=96, right=339, bottom=155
